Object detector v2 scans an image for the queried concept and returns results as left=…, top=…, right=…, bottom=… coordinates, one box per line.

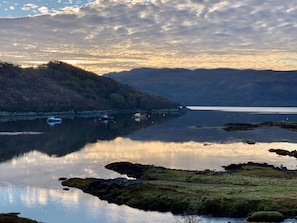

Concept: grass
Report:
left=62, top=162, right=297, bottom=219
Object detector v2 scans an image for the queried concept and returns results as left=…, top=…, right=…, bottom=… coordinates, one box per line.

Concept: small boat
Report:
left=47, top=117, right=62, bottom=125
left=132, top=112, right=147, bottom=122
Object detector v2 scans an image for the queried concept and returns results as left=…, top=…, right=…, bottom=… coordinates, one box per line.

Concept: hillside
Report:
left=105, top=68, right=297, bottom=106
left=0, top=62, right=179, bottom=112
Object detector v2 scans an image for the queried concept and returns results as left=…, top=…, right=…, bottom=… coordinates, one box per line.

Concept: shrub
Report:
left=246, top=211, right=284, bottom=222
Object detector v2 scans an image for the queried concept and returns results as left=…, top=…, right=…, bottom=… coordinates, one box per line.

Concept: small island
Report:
left=61, top=161, right=297, bottom=222
left=223, top=122, right=297, bottom=132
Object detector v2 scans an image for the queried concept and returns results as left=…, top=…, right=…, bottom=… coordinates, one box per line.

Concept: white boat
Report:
left=132, top=112, right=147, bottom=122
left=47, top=117, right=62, bottom=124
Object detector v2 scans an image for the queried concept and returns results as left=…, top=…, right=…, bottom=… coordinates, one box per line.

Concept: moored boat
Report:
left=133, top=112, right=147, bottom=122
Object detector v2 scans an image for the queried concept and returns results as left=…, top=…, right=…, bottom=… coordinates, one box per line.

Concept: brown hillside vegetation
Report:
left=0, top=61, right=179, bottom=112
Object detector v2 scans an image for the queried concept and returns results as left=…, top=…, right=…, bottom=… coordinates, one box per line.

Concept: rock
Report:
left=245, top=140, right=256, bottom=145
left=222, top=123, right=257, bottom=131
left=105, top=162, right=159, bottom=178
left=269, top=149, right=297, bottom=158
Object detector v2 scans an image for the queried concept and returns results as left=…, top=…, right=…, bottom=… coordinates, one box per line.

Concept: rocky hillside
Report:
left=0, top=62, right=179, bottom=112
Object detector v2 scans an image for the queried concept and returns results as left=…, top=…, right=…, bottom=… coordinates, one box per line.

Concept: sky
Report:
left=0, top=0, right=296, bottom=75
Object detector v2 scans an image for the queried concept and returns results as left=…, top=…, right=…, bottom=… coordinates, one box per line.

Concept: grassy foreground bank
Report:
left=0, top=213, right=39, bottom=223
left=62, top=162, right=297, bottom=220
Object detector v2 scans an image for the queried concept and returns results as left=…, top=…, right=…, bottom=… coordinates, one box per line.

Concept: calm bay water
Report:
left=1, top=107, right=297, bottom=223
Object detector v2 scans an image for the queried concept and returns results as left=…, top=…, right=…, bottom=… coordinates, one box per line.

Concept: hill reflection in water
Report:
left=1, top=109, right=297, bottom=164
left=0, top=112, right=181, bottom=162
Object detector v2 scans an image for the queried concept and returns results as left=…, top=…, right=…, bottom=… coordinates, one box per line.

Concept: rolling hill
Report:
left=0, top=61, right=179, bottom=113
left=105, top=68, right=297, bottom=106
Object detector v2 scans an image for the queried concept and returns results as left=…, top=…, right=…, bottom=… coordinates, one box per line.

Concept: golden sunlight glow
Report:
left=37, top=188, right=48, bottom=206
left=82, top=138, right=297, bottom=170
left=66, top=50, right=297, bottom=75
left=9, top=49, right=297, bottom=75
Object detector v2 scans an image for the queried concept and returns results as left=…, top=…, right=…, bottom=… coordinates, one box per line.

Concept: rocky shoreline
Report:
left=0, top=108, right=184, bottom=122
left=61, top=162, right=297, bottom=222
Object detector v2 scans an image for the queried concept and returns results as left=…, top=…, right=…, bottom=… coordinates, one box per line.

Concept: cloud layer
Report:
left=0, top=0, right=297, bottom=74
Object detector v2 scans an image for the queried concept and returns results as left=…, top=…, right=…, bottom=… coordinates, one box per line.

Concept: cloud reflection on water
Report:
left=1, top=138, right=297, bottom=188
left=90, top=138, right=297, bottom=170
left=1, top=138, right=295, bottom=223
left=0, top=182, right=180, bottom=223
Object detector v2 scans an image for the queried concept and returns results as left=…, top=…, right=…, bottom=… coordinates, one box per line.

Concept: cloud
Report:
left=0, top=0, right=297, bottom=74
left=21, top=3, right=38, bottom=11
left=38, top=6, right=49, bottom=14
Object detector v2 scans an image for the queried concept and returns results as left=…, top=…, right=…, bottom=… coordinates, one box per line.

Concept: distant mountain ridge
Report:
left=0, top=62, right=179, bottom=112
left=105, top=68, right=297, bottom=106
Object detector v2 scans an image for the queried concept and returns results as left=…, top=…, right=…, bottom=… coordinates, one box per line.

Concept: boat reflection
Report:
left=46, top=117, right=62, bottom=126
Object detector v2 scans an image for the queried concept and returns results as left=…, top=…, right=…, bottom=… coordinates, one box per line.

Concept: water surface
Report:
left=1, top=108, right=297, bottom=223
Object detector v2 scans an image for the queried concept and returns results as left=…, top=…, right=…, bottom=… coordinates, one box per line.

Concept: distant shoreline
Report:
left=0, top=110, right=109, bottom=121
left=0, top=108, right=184, bottom=121
left=187, top=106, right=297, bottom=114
